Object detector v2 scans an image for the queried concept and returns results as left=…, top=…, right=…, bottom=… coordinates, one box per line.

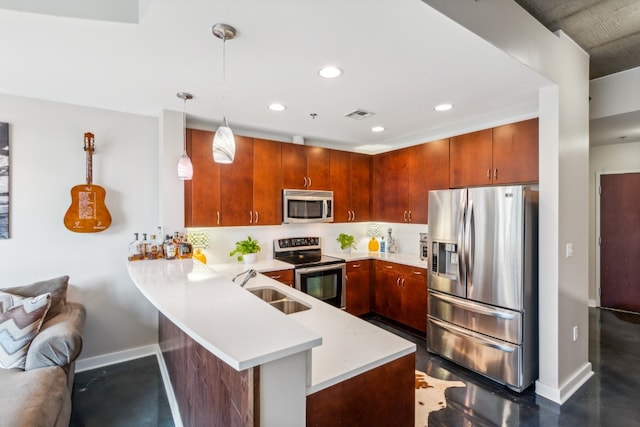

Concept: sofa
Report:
left=0, top=276, right=86, bottom=427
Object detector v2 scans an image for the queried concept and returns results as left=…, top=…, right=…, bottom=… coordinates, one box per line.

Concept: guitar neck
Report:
left=84, top=132, right=94, bottom=185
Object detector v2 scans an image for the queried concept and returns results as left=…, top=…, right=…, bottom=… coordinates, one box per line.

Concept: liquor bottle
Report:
left=179, top=234, right=193, bottom=259
left=128, top=233, right=144, bottom=261
left=164, top=234, right=177, bottom=260
left=148, top=234, right=160, bottom=259
left=142, top=233, right=149, bottom=259
left=154, top=231, right=165, bottom=259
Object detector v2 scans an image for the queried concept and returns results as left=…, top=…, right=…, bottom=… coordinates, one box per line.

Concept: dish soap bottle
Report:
left=380, top=237, right=386, bottom=253
left=193, top=248, right=207, bottom=264
left=368, top=236, right=379, bottom=252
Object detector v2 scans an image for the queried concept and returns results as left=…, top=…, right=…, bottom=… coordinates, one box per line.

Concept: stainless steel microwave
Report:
left=283, top=189, right=334, bottom=223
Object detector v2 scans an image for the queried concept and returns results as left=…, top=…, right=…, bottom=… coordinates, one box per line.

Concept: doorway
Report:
left=599, top=172, right=640, bottom=312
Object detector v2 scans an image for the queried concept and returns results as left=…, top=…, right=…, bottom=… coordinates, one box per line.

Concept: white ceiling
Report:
left=0, top=0, right=552, bottom=153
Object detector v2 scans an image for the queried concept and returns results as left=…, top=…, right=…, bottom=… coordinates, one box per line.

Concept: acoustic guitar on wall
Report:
left=64, top=132, right=112, bottom=233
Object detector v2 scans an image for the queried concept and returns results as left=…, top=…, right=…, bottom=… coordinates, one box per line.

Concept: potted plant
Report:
left=230, top=236, right=261, bottom=263
left=336, top=233, right=356, bottom=253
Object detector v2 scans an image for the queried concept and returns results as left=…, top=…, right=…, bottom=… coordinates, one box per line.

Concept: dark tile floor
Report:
left=70, top=355, right=174, bottom=427
left=70, top=308, right=640, bottom=426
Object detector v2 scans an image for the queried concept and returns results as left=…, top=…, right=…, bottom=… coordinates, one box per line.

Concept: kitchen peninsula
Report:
left=128, top=259, right=416, bottom=427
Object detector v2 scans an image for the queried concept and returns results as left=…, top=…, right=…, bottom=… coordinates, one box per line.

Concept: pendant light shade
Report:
left=177, top=92, right=193, bottom=180
left=211, top=23, right=237, bottom=164
left=213, top=121, right=236, bottom=164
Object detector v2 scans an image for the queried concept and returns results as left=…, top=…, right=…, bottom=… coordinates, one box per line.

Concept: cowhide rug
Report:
left=415, top=370, right=465, bottom=427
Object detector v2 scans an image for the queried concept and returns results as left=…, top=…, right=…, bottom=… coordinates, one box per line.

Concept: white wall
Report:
left=0, top=93, right=160, bottom=361
left=422, top=0, right=591, bottom=403
left=589, top=141, right=640, bottom=302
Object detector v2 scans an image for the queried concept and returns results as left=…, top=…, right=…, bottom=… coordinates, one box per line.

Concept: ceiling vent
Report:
left=344, top=109, right=375, bottom=120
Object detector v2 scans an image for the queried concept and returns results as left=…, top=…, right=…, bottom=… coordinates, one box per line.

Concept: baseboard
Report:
left=588, top=299, right=597, bottom=307
left=74, top=344, right=158, bottom=372
left=535, top=362, right=594, bottom=404
left=155, top=348, right=184, bottom=427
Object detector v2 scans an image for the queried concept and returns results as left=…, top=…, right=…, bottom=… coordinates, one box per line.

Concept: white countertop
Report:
left=128, top=258, right=416, bottom=394
left=326, top=251, right=430, bottom=269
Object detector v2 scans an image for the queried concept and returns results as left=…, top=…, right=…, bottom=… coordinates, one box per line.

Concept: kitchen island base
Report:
left=306, top=353, right=415, bottom=426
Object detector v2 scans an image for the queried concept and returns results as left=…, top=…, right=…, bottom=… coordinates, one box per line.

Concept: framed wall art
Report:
left=0, top=122, right=8, bottom=239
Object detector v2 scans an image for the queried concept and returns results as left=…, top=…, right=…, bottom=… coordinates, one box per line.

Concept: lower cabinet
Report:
left=373, top=260, right=428, bottom=333
left=262, top=269, right=294, bottom=287
left=345, top=260, right=371, bottom=316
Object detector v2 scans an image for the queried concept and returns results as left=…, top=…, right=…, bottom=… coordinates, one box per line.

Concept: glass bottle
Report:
left=155, top=227, right=165, bottom=258
left=142, top=233, right=149, bottom=259
left=179, top=234, right=193, bottom=259
left=148, top=234, right=160, bottom=259
left=164, top=234, right=177, bottom=260
left=128, top=233, right=144, bottom=261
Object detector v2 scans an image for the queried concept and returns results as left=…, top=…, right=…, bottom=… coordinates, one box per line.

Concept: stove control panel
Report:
left=274, top=237, right=321, bottom=251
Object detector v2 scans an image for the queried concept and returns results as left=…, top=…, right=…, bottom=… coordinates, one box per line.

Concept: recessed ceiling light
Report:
left=434, top=103, right=453, bottom=112
left=318, top=66, right=343, bottom=79
left=268, top=103, right=286, bottom=111
left=371, top=126, right=386, bottom=132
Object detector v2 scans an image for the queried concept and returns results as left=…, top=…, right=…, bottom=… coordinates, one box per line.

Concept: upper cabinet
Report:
left=373, top=139, right=449, bottom=224
left=282, top=144, right=330, bottom=190
left=330, top=150, right=372, bottom=223
left=184, top=130, right=282, bottom=227
left=492, top=118, right=539, bottom=185
left=449, top=118, right=538, bottom=188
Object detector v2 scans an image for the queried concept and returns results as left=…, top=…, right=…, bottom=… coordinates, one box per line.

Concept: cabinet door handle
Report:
left=255, top=211, right=259, bottom=224
left=408, top=210, right=412, bottom=222
left=217, top=211, right=220, bottom=225
left=403, top=211, right=408, bottom=222
left=249, top=211, right=253, bottom=224
left=303, top=177, right=307, bottom=187
left=308, top=177, right=312, bottom=188
left=269, top=275, right=282, bottom=279
left=402, top=278, right=406, bottom=287
left=352, top=210, right=356, bottom=221
left=396, top=277, right=401, bottom=287
left=386, top=265, right=393, bottom=269
left=487, top=168, right=491, bottom=180
left=352, top=264, right=361, bottom=268
left=494, top=168, right=498, bottom=180
left=412, top=271, right=422, bottom=275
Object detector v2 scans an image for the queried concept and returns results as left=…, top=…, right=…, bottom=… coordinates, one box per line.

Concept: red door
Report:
left=600, top=173, right=640, bottom=312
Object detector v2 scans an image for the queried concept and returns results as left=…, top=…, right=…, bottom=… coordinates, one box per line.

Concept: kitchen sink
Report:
left=248, top=287, right=288, bottom=303
left=248, top=286, right=310, bottom=314
left=270, top=299, right=310, bottom=314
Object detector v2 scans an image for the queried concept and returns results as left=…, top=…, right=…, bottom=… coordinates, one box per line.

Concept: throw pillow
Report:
left=0, top=275, right=68, bottom=324
left=0, top=291, right=52, bottom=370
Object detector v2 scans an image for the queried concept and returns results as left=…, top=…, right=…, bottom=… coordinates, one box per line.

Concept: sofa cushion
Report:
left=25, top=302, right=86, bottom=372
left=1, top=275, right=69, bottom=324
left=0, top=365, right=70, bottom=427
left=0, top=292, right=51, bottom=369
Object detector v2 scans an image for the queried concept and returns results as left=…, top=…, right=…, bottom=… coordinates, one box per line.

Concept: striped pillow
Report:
left=0, top=291, right=51, bottom=370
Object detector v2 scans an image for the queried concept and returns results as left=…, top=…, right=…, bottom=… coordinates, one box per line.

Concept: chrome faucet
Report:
left=232, top=269, right=257, bottom=287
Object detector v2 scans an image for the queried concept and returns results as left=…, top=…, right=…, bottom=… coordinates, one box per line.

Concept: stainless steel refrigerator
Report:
left=427, top=185, right=538, bottom=392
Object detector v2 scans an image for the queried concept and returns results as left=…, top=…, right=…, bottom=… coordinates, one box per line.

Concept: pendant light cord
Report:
left=221, top=36, right=228, bottom=126
left=182, top=97, right=187, bottom=154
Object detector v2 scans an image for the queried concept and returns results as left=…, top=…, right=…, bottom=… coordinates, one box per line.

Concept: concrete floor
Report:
left=70, top=307, right=640, bottom=426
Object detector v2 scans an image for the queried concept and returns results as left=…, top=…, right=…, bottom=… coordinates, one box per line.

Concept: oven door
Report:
left=295, top=263, right=346, bottom=309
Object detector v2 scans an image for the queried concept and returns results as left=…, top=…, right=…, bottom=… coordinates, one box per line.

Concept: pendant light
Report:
left=177, top=92, right=194, bottom=180
left=212, top=23, right=237, bottom=164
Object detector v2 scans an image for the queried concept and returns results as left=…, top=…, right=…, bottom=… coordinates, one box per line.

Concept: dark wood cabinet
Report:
left=185, top=130, right=282, bottom=227
left=373, top=150, right=408, bottom=223
left=492, top=118, right=539, bottom=184
left=374, top=139, right=449, bottom=223
left=346, top=260, right=371, bottom=316
left=282, top=144, right=330, bottom=190
left=185, top=129, right=221, bottom=227
left=253, top=138, right=283, bottom=225
left=262, top=269, right=294, bottom=287
left=330, top=150, right=372, bottom=223
left=373, top=260, right=427, bottom=333
left=450, top=119, right=538, bottom=188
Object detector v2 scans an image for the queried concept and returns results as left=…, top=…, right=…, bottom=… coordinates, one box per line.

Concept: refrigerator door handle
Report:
left=464, top=199, right=473, bottom=284
left=457, top=194, right=466, bottom=284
